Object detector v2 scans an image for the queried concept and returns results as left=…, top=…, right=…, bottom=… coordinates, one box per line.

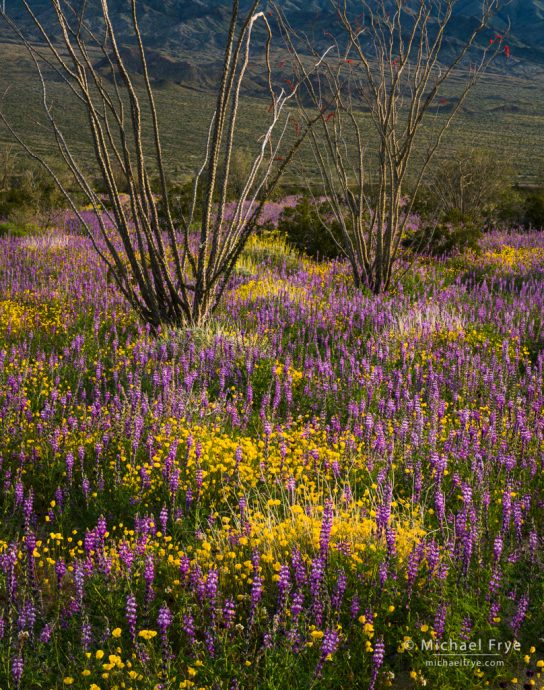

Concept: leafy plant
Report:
left=403, top=212, right=482, bottom=257
left=416, top=148, right=514, bottom=227
left=278, top=195, right=345, bottom=260
left=0, top=157, right=66, bottom=228
left=0, top=220, right=40, bottom=237
left=524, top=190, right=544, bottom=229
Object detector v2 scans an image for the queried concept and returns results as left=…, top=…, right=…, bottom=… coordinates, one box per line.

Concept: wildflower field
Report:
left=0, top=226, right=544, bottom=690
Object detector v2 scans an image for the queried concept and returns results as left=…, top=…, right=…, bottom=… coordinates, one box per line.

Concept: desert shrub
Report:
left=0, top=221, right=40, bottom=237
left=94, top=163, right=133, bottom=195
left=416, top=148, right=513, bottom=226
left=225, top=148, right=253, bottom=200
left=494, top=186, right=527, bottom=227
left=524, top=190, right=544, bottom=229
left=156, top=178, right=204, bottom=230
left=403, top=211, right=482, bottom=256
left=0, top=157, right=67, bottom=228
left=278, top=195, right=345, bottom=260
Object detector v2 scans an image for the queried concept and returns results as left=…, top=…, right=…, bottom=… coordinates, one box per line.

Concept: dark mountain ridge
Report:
left=0, top=1, right=543, bottom=87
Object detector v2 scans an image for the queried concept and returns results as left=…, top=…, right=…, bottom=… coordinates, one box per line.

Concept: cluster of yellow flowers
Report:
left=232, top=276, right=307, bottom=303
left=0, top=295, right=66, bottom=336
left=482, top=244, right=544, bottom=271
left=436, top=327, right=530, bottom=360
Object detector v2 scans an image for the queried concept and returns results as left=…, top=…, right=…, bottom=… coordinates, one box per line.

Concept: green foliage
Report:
left=416, top=148, right=513, bottom=227
left=278, top=195, right=345, bottom=260
left=524, top=190, right=544, bottom=229
left=224, top=148, right=253, bottom=200
left=0, top=151, right=67, bottom=228
left=403, top=212, right=483, bottom=257
left=238, top=231, right=300, bottom=274
left=0, top=220, right=40, bottom=237
left=490, top=187, right=544, bottom=230
left=494, top=185, right=528, bottom=227
left=94, top=162, right=133, bottom=196
left=156, top=177, right=203, bottom=229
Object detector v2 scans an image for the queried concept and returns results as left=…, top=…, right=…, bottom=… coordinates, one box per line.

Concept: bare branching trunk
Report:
left=276, top=0, right=504, bottom=293
left=0, top=0, right=314, bottom=329
left=0, top=144, right=17, bottom=193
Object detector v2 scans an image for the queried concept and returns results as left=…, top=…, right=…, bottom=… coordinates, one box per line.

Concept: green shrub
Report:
left=0, top=221, right=40, bottom=237
left=524, top=191, right=544, bottom=229
left=403, top=212, right=482, bottom=257
left=415, top=148, right=514, bottom=227
left=0, top=159, right=67, bottom=228
left=156, top=178, right=204, bottom=229
left=278, top=195, right=345, bottom=260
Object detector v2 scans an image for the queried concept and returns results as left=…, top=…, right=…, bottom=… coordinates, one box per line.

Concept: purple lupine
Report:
left=376, top=482, right=393, bottom=534
left=55, top=558, right=67, bottom=586
left=460, top=617, right=472, bottom=641
left=315, top=628, right=340, bottom=677
left=12, top=653, right=24, bottom=688
left=65, top=452, right=74, bottom=482
left=18, top=600, right=36, bottom=633
left=291, top=589, right=305, bottom=619
left=126, top=594, right=137, bottom=641
left=331, top=569, right=347, bottom=611
left=15, top=480, right=24, bottom=507
left=319, top=499, right=334, bottom=557
left=206, top=568, right=219, bottom=606
left=309, top=555, right=326, bottom=627
left=277, top=564, right=291, bottom=613
left=369, top=638, right=385, bottom=690
left=488, top=600, right=501, bottom=624
left=39, top=623, right=52, bottom=644
left=235, top=446, right=243, bottom=475
left=291, top=549, right=307, bottom=587
left=426, top=540, right=440, bottom=576
left=434, top=603, right=447, bottom=640
left=222, top=597, right=236, bottom=628
left=81, top=618, right=92, bottom=650
left=23, top=490, right=34, bottom=530
left=385, top=527, right=397, bottom=558
left=488, top=567, right=502, bottom=599
left=195, top=467, right=203, bottom=493
left=205, top=630, right=216, bottom=658
left=249, top=550, right=264, bottom=621
left=183, top=613, right=196, bottom=648
left=350, top=594, right=361, bottom=620
left=144, top=554, right=155, bottom=604
left=118, top=542, right=135, bottom=572
left=157, top=603, right=173, bottom=658
left=434, top=488, right=446, bottom=524
left=511, top=593, right=529, bottom=636
left=493, top=535, right=503, bottom=562
left=159, top=505, right=168, bottom=534
left=73, top=561, right=85, bottom=612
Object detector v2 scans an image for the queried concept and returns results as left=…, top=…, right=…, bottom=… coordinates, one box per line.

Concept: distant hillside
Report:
left=1, top=0, right=544, bottom=89
left=0, top=2, right=543, bottom=184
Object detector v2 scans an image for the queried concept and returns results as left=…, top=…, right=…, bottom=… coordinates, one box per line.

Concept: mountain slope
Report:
left=1, top=0, right=544, bottom=68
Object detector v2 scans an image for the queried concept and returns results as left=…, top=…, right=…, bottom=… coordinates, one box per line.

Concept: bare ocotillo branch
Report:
left=0, top=0, right=318, bottom=329
left=276, top=0, right=505, bottom=294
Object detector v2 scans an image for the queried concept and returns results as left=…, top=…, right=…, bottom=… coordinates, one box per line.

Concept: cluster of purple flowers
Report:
left=0, top=227, right=542, bottom=688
